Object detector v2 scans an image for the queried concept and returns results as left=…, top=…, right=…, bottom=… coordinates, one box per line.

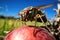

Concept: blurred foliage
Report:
left=0, top=18, right=22, bottom=36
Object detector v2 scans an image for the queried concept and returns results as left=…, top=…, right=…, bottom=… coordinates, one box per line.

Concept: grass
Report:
left=0, top=19, right=22, bottom=36
left=0, top=18, right=49, bottom=36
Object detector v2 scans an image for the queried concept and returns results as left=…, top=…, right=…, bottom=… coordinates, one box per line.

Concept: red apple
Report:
left=4, top=26, right=55, bottom=40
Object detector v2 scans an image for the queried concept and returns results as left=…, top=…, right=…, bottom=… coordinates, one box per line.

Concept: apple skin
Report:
left=4, top=26, right=55, bottom=40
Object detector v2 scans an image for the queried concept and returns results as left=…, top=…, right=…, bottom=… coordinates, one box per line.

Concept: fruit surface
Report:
left=4, top=26, right=55, bottom=40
